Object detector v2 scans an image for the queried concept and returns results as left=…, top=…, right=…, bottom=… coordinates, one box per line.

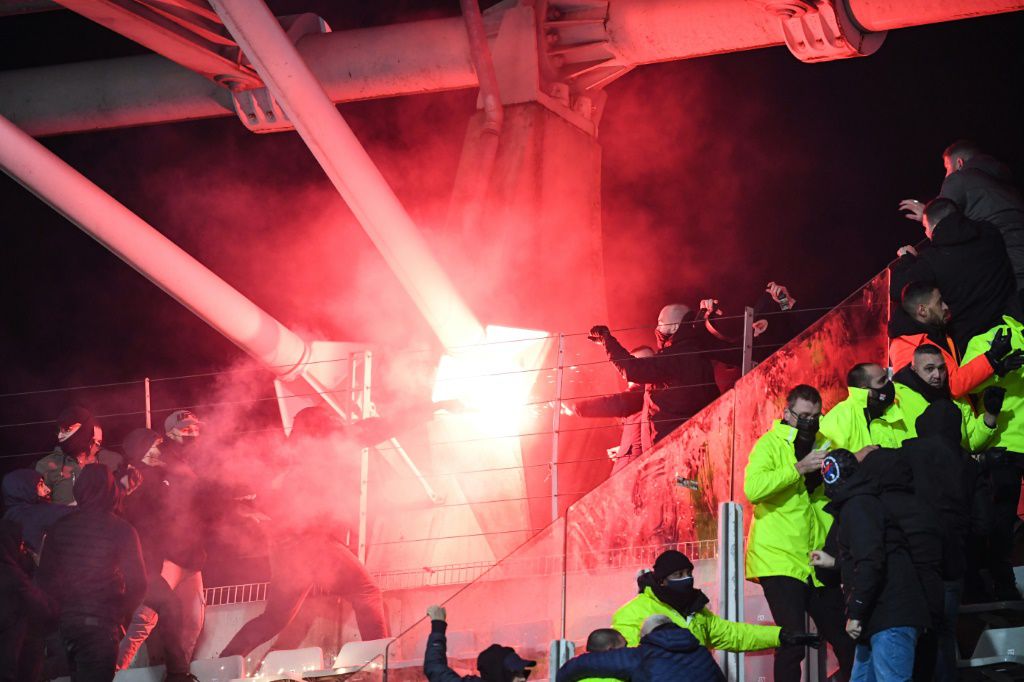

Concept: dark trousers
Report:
left=988, top=462, right=1022, bottom=598
left=761, top=575, right=854, bottom=682
left=60, top=617, right=120, bottom=682
left=220, top=536, right=387, bottom=658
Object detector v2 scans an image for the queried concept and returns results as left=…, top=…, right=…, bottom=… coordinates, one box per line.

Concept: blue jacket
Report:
left=557, top=626, right=725, bottom=682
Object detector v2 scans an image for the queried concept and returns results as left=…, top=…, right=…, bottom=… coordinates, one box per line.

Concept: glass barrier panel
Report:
left=383, top=518, right=567, bottom=682
left=563, top=390, right=737, bottom=650
left=731, top=271, right=889, bottom=681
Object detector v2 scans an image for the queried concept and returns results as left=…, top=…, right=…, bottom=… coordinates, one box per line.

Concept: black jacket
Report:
left=889, top=212, right=1016, bottom=350
left=0, top=520, right=53, bottom=682
left=826, top=472, right=930, bottom=637
left=603, top=319, right=720, bottom=444
left=423, top=620, right=483, bottom=682
left=557, top=625, right=725, bottom=682
left=940, top=154, right=1024, bottom=287
left=35, top=465, right=147, bottom=624
left=857, top=449, right=945, bottom=622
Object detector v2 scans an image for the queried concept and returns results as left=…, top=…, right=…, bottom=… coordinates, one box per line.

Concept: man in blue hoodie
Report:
left=1, top=469, right=71, bottom=558
left=557, top=615, right=725, bottom=682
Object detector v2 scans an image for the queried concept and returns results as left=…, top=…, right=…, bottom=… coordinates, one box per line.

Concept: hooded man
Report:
left=1, top=469, right=71, bottom=557
left=424, top=605, right=536, bottom=682
left=901, top=140, right=1024, bottom=291
left=891, top=198, right=1018, bottom=351
left=743, top=385, right=854, bottom=682
left=889, top=282, right=1021, bottom=398
left=112, top=428, right=197, bottom=680
left=588, top=304, right=720, bottom=449
left=864, top=401, right=977, bottom=681
left=557, top=615, right=725, bottom=682
left=892, top=343, right=1003, bottom=452
left=820, top=450, right=929, bottom=682
left=612, top=550, right=813, bottom=652
left=35, top=406, right=103, bottom=505
left=820, top=363, right=912, bottom=452
left=219, top=406, right=389, bottom=661
left=36, top=464, right=147, bottom=682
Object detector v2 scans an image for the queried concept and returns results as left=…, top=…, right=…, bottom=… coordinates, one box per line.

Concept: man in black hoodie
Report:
left=588, top=303, right=720, bottom=448
left=0, top=519, right=53, bottom=682
left=892, top=199, right=1017, bottom=351
left=821, top=450, right=929, bottom=681
left=1, top=469, right=71, bottom=558
left=424, top=605, right=536, bottom=682
left=36, top=464, right=147, bottom=682
left=901, top=140, right=1024, bottom=291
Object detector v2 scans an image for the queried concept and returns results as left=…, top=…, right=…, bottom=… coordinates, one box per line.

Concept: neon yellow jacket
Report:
left=893, top=382, right=995, bottom=452
left=612, top=587, right=781, bottom=651
left=744, top=421, right=832, bottom=585
left=819, top=386, right=913, bottom=452
left=963, top=316, right=1024, bottom=452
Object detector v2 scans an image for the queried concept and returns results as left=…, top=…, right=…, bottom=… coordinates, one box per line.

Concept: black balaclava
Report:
left=866, top=380, right=896, bottom=420
left=73, top=463, right=118, bottom=512
left=822, top=449, right=859, bottom=500
left=915, top=399, right=962, bottom=445
left=650, top=550, right=707, bottom=615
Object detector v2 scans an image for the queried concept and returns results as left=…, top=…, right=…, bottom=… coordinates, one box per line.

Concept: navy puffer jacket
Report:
left=557, top=625, right=725, bottom=682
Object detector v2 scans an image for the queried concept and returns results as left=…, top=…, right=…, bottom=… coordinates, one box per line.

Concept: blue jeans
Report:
left=851, top=626, right=919, bottom=682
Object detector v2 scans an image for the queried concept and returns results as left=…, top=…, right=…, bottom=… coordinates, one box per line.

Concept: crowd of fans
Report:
left=423, top=139, right=1024, bottom=682
left=2, top=140, right=1024, bottom=682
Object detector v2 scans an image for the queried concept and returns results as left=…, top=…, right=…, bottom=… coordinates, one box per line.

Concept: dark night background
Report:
left=2, top=2, right=1023, bottom=480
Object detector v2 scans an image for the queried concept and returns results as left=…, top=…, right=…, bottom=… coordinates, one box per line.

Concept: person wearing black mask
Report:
left=744, top=385, right=854, bottom=682
left=588, top=303, right=720, bottom=449
left=611, top=550, right=815, bottom=652
left=821, top=363, right=913, bottom=453
left=424, top=605, right=536, bottom=682
left=36, top=464, right=147, bottom=682
left=819, top=450, right=930, bottom=681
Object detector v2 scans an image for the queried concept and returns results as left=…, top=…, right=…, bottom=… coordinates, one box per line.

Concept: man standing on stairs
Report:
left=820, top=363, right=912, bottom=452
left=744, top=385, right=854, bottom=682
left=612, top=550, right=818, bottom=653
left=588, top=303, right=720, bottom=449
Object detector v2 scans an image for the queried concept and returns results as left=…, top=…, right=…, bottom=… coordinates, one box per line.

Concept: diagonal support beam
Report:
left=210, top=0, right=485, bottom=352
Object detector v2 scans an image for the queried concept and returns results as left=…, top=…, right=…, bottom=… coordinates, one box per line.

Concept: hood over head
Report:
left=822, top=449, right=879, bottom=506
left=123, top=428, right=161, bottom=464
left=2, top=469, right=44, bottom=507
left=915, top=400, right=963, bottom=445
left=859, top=448, right=914, bottom=493
left=640, top=623, right=701, bottom=653
left=73, top=463, right=118, bottom=512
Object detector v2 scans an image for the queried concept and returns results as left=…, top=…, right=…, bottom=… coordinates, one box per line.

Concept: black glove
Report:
left=587, top=325, right=611, bottom=344
left=992, top=350, right=1024, bottom=378
left=984, top=386, right=1007, bottom=415
left=778, top=629, right=821, bottom=648
left=987, top=328, right=1012, bottom=361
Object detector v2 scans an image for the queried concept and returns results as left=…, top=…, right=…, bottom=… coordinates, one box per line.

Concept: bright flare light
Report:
left=432, top=325, right=552, bottom=436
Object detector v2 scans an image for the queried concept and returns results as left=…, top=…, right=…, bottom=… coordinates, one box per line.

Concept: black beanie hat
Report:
left=652, top=550, right=695, bottom=580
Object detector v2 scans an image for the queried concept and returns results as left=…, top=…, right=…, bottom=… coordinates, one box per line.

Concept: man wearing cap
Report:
left=36, top=406, right=103, bottom=505
left=612, top=550, right=817, bottom=653
left=424, top=605, right=536, bottom=682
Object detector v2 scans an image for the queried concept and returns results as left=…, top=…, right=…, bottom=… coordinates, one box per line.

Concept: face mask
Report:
left=795, top=415, right=819, bottom=433
left=142, top=446, right=164, bottom=467
left=179, top=434, right=199, bottom=448
left=867, top=380, right=895, bottom=418
left=665, top=576, right=694, bottom=594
